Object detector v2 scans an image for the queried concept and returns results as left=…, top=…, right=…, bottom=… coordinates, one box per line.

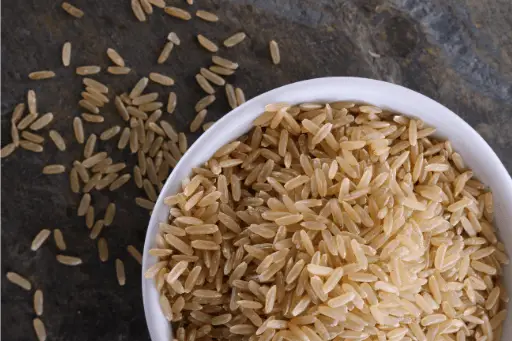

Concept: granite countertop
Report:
left=2, top=1, right=511, bottom=340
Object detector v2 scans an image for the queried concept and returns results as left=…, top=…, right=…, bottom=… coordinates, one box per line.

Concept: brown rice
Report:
left=149, top=101, right=508, bottom=341
left=223, top=32, right=246, bottom=47
left=197, top=34, right=219, bottom=52
left=6, top=272, right=32, bottom=290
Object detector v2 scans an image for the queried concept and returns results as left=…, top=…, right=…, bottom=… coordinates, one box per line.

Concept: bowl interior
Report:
left=142, top=77, right=512, bottom=341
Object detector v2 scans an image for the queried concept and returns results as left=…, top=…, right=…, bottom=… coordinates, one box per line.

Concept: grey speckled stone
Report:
left=2, top=0, right=511, bottom=340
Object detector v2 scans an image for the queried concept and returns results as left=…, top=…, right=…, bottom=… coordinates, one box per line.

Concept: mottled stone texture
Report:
left=2, top=0, right=511, bottom=340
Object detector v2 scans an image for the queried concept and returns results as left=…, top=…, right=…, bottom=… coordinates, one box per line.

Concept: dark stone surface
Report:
left=1, top=0, right=511, bottom=340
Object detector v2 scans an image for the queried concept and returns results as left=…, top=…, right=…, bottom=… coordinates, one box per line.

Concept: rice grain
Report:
left=196, top=74, right=215, bottom=94
left=225, top=84, right=237, bottom=109
left=6, top=272, right=32, bottom=290
left=1, top=143, right=16, bottom=158
left=197, top=34, right=219, bottom=52
left=62, top=2, right=84, bottom=18
left=106, top=48, right=125, bottom=66
left=224, top=32, right=246, bottom=47
left=167, top=32, right=181, bottom=45
left=31, top=229, right=51, bottom=251
left=127, top=245, right=143, bottom=264
left=62, top=42, right=71, bottom=66
left=107, top=66, right=131, bottom=75
left=42, top=164, right=65, bottom=175
left=76, top=65, right=101, bottom=76
left=130, top=77, right=149, bottom=99
left=73, top=117, right=85, bottom=144
left=98, top=238, right=109, bottom=262
left=164, top=6, right=192, bottom=20
left=212, top=55, right=238, bottom=70
left=56, top=255, right=82, bottom=266
left=196, top=10, right=219, bottom=22
left=29, top=113, right=54, bottom=130
left=33, top=290, right=43, bottom=316
left=200, top=68, right=225, bottom=86
left=29, top=71, right=55, bottom=80
left=190, top=110, right=207, bottom=132
left=17, top=112, right=39, bottom=130
left=33, top=318, right=46, bottom=341
left=158, top=42, right=174, bottom=64
left=20, top=140, right=43, bottom=152
left=116, top=259, right=126, bottom=285
left=100, top=126, right=121, bottom=141
left=235, top=88, right=246, bottom=106
left=195, top=95, right=216, bottom=112
left=150, top=72, right=175, bottom=86
left=269, top=40, right=280, bottom=64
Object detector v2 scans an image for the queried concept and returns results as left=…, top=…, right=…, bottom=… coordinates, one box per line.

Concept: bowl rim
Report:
left=141, top=76, right=512, bottom=341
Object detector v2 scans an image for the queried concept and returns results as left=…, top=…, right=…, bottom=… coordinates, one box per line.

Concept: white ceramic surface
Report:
left=142, top=77, right=512, bottom=341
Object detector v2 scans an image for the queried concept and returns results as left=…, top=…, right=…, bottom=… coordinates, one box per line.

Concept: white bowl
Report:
left=142, top=77, right=512, bottom=341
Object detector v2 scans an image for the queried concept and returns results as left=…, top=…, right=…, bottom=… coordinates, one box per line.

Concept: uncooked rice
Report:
left=167, top=92, right=177, bottom=114
left=100, top=126, right=121, bottom=140
left=6, top=272, right=32, bottom=290
left=98, top=238, right=109, bottom=262
left=106, top=48, right=125, bottom=66
left=31, top=229, right=51, bottom=251
left=81, top=113, right=104, bottom=123
left=149, top=101, right=508, bottom=341
left=77, top=193, right=91, bottom=216
left=29, top=112, right=54, bottom=130
left=19, top=140, right=43, bottom=152
left=104, top=203, right=116, bottom=226
left=212, top=55, right=239, bottom=70
left=107, top=66, right=131, bottom=75
left=150, top=72, right=175, bottom=86
left=167, top=32, right=180, bottom=45
left=223, top=32, right=246, bottom=47
left=195, top=95, right=216, bottom=112
left=56, top=254, right=82, bottom=266
left=129, top=77, right=149, bottom=98
left=29, top=71, right=55, bottom=80
left=196, top=74, right=215, bottom=95
left=200, top=67, right=225, bottom=86
left=73, top=117, right=85, bottom=144
left=209, top=65, right=235, bottom=76
left=197, top=34, right=219, bottom=53
left=1, top=143, right=16, bottom=158
left=17, top=112, right=38, bottom=130
left=79, top=99, right=100, bottom=113
left=33, top=318, right=46, bottom=341
left=116, top=259, right=126, bottom=286
left=109, top=173, right=131, bottom=191
left=190, top=110, right=207, bottom=132
left=76, top=65, right=101, bottom=76
left=235, top=87, right=246, bottom=106
left=269, top=40, right=280, bottom=64
left=53, top=229, right=66, bottom=251
left=164, top=6, right=192, bottom=20
left=90, top=220, right=105, bottom=239
left=33, top=290, right=43, bottom=316
left=62, top=2, right=84, bottom=18
left=158, top=42, right=174, bottom=64
left=42, top=164, right=65, bottom=175
left=196, top=10, right=219, bottom=22
left=21, top=131, right=44, bottom=144
left=225, top=84, right=237, bottom=109
left=48, top=130, right=66, bottom=151
left=62, top=42, right=71, bottom=66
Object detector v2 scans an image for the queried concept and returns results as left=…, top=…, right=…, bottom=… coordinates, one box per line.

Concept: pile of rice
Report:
left=145, top=102, right=508, bottom=341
